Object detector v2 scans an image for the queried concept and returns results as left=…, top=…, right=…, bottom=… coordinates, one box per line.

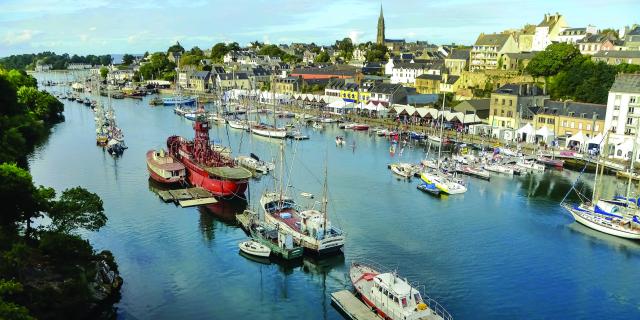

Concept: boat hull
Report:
left=182, top=158, right=248, bottom=198
left=147, top=164, right=183, bottom=185
left=251, top=127, right=287, bottom=139
left=568, top=208, right=640, bottom=239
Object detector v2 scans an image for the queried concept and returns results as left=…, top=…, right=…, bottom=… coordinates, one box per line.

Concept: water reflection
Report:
left=567, top=222, right=640, bottom=257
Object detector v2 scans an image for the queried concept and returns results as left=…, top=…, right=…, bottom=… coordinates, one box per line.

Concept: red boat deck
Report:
left=272, top=208, right=301, bottom=232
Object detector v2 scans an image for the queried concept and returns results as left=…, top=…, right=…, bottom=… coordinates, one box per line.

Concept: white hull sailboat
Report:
left=420, top=172, right=467, bottom=195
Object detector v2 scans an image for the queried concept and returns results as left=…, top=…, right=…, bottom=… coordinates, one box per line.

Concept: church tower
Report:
left=376, top=5, right=385, bottom=45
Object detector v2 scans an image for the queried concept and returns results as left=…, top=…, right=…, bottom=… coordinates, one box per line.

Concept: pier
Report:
left=330, top=290, right=380, bottom=320
left=157, top=187, right=218, bottom=207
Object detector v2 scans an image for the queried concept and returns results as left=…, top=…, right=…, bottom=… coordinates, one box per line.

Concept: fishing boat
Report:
left=409, top=131, right=426, bottom=140
left=417, top=182, right=441, bottom=196
left=251, top=124, right=287, bottom=139
left=146, top=149, right=186, bottom=184
left=287, top=130, right=309, bottom=140
left=238, top=240, right=271, bottom=258
left=166, top=106, right=252, bottom=198
left=420, top=171, right=467, bottom=195
left=174, top=106, right=191, bottom=116
left=261, top=193, right=344, bottom=255
left=236, top=154, right=275, bottom=175
left=209, top=113, right=227, bottom=124
left=390, top=163, right=416, bottom=179
left=536, top=156, right=564, bottom=168
left=350, top=261, right=452, bottom=320
left=236, top=210, right=304, bottom=260
left=484, top=163, right=514, bottom=175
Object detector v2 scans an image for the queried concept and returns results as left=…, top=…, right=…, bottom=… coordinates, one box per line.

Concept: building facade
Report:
left=470, top=33, right=519, bottom=72
left=489, top=83, right=549, bottom=129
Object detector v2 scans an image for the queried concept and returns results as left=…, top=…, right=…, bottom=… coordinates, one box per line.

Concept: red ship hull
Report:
left=181, top=157, right=247, bottom=197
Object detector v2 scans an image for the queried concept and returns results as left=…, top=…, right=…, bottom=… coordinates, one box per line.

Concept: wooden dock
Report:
left=330, top=290, right=380, bottom=320
left=157, top=187, right=217, bottom=207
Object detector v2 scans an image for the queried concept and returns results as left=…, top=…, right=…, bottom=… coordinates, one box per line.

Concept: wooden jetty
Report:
left=157, top=187, right=218, bottom=207
left=330, top=290, right=380, bottom=320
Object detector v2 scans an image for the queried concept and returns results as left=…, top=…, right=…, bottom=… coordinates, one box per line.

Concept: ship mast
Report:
left=437, top=92, right=446, bottom=170
left=322, top=160, right=329, bottom=236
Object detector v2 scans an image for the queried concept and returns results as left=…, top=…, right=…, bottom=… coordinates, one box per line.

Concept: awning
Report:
left=516, top=123, right=534, bottom=135
left=567, top=130, right=586, bottom=144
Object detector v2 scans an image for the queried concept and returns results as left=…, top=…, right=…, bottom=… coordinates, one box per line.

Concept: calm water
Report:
left=29, top=75, right=640, bottom=319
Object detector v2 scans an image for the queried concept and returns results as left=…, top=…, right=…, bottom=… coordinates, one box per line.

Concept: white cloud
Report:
left=348, top=30, right=363, bottom=44
left=89, top=26, right=97, bottom=31
left=2, top=29, right=40, bottom=45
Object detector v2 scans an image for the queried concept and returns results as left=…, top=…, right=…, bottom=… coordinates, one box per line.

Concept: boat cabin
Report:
left=370, top=273, right=429, bottom=319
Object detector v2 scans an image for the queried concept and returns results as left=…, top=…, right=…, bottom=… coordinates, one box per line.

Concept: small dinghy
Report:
left=417, top=182, right=441, bottom=196
left=238, top=240, right=271, bottom=258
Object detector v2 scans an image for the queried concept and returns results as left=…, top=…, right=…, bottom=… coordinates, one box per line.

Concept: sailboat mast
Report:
left=437, top=92, right=446, bottom=170
left=322, top=161, right=329, bottom=236
left=625, top=119, right=640, bottom=199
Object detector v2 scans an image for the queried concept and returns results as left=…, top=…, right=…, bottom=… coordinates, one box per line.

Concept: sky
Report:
left=0, top=0, right=639, bottom=57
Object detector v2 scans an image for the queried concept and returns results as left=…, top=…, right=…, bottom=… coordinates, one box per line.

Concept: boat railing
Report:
left=419, top=288, right=453, bottom=320
left=352, top=259, right=398, bottom=278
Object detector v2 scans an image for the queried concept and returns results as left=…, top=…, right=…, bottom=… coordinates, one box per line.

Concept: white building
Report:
left=390, top=62, right=442, bottom=85
left=557, top=26, right=597, bottom=44
left=605, top=74, right=640, bottom=159
left=531, top=13, right=568, bottom=51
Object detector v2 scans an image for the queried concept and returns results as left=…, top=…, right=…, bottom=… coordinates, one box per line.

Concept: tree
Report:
left=600, top=28, right=619, bottom=39
left=98, top=55, right=112, bottom=66
left=365, top=44, right=388, bottom=62
left=336, top=37, right=354, bottom=61
left=99, top=66, right=109, bottom=79
left=121, top=54, right=135, bottom=65
left=48, top=187, right=106, bottom=234
left=210, top=43, right=229, bottom=62
left=189, top=46, right=204, bottom=56
left=167, top=41, right=185, bottom=54
left=0, top=280, right=34, bottom=320
left=525, top=43, right=581, bottom=79
left=17, top=87, right=63, bottom=123
left=314, top=51, right=330, bottom=63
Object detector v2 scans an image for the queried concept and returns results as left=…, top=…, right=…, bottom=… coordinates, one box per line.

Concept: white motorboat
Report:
left=238, top=240, right=271, bottom=257
left=319, top=117, right=336, bottom=123
left=427, top=135, right=442, bottom=144
left=420, top=171, right=467, bottom=194
left=209, top=113, right=227, bottom=124
left=484, top=163, right=514, bottom=175
left=516, top=159, right=545, bottom=172
left=460, top=165, right=491, bottom=181
left=312, top=122, right=324, bottom=130
left=350, top=261, right=452, bottom=320
left=390, top=163, right=415, bottom=179
left=228, top=119, right=250, bottom=130
left=236, top=155, right=275, bottom=175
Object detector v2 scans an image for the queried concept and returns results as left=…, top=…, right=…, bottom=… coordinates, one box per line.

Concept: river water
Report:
left=29, top=75, right=640, bottom=319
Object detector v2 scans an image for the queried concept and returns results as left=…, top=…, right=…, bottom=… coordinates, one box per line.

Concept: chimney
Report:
left=543, top=83, right=547, bottom=95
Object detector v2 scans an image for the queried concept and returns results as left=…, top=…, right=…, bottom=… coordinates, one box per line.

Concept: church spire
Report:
left=376, top=4, right=385, bottom=45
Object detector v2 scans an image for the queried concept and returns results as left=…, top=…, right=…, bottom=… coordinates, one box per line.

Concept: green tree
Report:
left=525, top=43, right=581, bottom=79
left=121, top=54, right=135, bottom=65
left=314, top=51, right=330, bottom=63
left=17, top=87, right=63, bottom=123
left=99, top=66, right=109, bottom=79
left=365, top=44, right=388, bottom=62
left=336, top=37, right=354, bottom=61
left=167, top=41, right=185, bottom=54
left=0, top=280, right=34, bottom=320
left=189, top=46, right=204, bottom=56
left=210, top=43, right=229, bottom=62
left=48, top=187, right=106, bottom=234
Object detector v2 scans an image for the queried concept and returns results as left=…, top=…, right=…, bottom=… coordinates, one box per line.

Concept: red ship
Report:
left=167, top=107, right=252, bottom=198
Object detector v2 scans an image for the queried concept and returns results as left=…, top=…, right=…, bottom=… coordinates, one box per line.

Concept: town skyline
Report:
left=1, top=0, right=639, bottom=56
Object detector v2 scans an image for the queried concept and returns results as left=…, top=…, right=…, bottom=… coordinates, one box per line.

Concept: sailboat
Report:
left=420, top=93, right=467, bottom=195
left=104, top=88, right=127, bottom=156
left=260, top=144, right=344, bottom=255
left=562, top=131, right=640, bottom=239
left=163, top=61, right=196, bottom=106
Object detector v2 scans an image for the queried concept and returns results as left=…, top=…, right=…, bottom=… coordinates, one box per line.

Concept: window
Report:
left=509, top=100, right=513, bottom=106
left=501, top=110, right=504, bottom=116
left=568, top=112, right=575, bottom=117
left=547, top=118, right=555, bottom=125
left=502, top=99, right=505, bottom=105
left=631, top=96, right=637, bottom=104
left=614, top=105, right=620, bottom=111
left=628, top=117, right=634, bottom=125
left=570, top=122, right=575, bottom=128
left=613, top=116, right=618, bottom=122
left=595, top=124, right=600, bottom=131
left=507, top=111, right=512, bottom=117
left=493, top=109, right=497, bottom=116
left=629, top=107, right=635, bottom=114
left=625, top=128, right=632, bottom=135
left=578, top=123, right=583, bottom=129
left=587, top=124, right=591, bottom=131
left=562, top=121, right=568, bottom=127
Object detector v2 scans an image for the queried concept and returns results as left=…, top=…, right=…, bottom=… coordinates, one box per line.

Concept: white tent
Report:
left=587, top=133, right=604, bottom=149
left=461, top=113, right=483, bottom=124
left=566, top=131, right=586, bottom=150
left=516, top=123, right=534, bottom=142
left=326, top=100, right=354, bottom=114
left=613, top=139, right=634, bottom=159
left=535, top=126, right=554, bottom=143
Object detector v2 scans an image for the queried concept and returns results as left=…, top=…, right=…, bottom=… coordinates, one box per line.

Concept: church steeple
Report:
left=376, top=5, right=385, bottom=45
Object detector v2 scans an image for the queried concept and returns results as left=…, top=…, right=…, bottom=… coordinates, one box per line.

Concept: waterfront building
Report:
left=216, top=72, right=251, bottom=90
left=188, top=71, right=212, bottom=92
left=470, top=33, right=519, bottom=72
left=35, top=64, right=52, bottom=71
left=444, top=49, right=470, bottom=76
left=454, top=98, right=491, bottom=120
left=534, top=100, right=606, bottom=142
left=366, top=83, right=407, bottom=106
left=593, top=51, right=640, bottom=65
left=290, top=66, right=357, bottom=80
left=557, top=26, right=597, bottom=44
left=272, top=76, right=302, bottom=95
left=489, top=83, right=549, bottom=129
left=532, top=13, right=569, bottom=51
left=605, top=74, right=640, bottom=159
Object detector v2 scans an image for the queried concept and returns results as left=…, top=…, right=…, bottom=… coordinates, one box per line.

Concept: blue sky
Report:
left=0, top=0, right=639, bottom=56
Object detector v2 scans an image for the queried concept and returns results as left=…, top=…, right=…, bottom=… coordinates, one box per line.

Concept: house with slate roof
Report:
left=592, top=51, right=640, bottom=66
left=489, top=83, right=549, bottom=129
left=557, top=26, right=597, bottom=44
left=470, top=33, right=519, bottom=71
left=444, top=49, right=470, bottom=76
left=577, top=33, right=620, bottom=55
left=532, top=13, right=568, bottom=51
left=624, top=25, right=640, bottom=50
left=535, top=100, right=606, bottom=139
left=390, top=61, right=443, bottom=85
